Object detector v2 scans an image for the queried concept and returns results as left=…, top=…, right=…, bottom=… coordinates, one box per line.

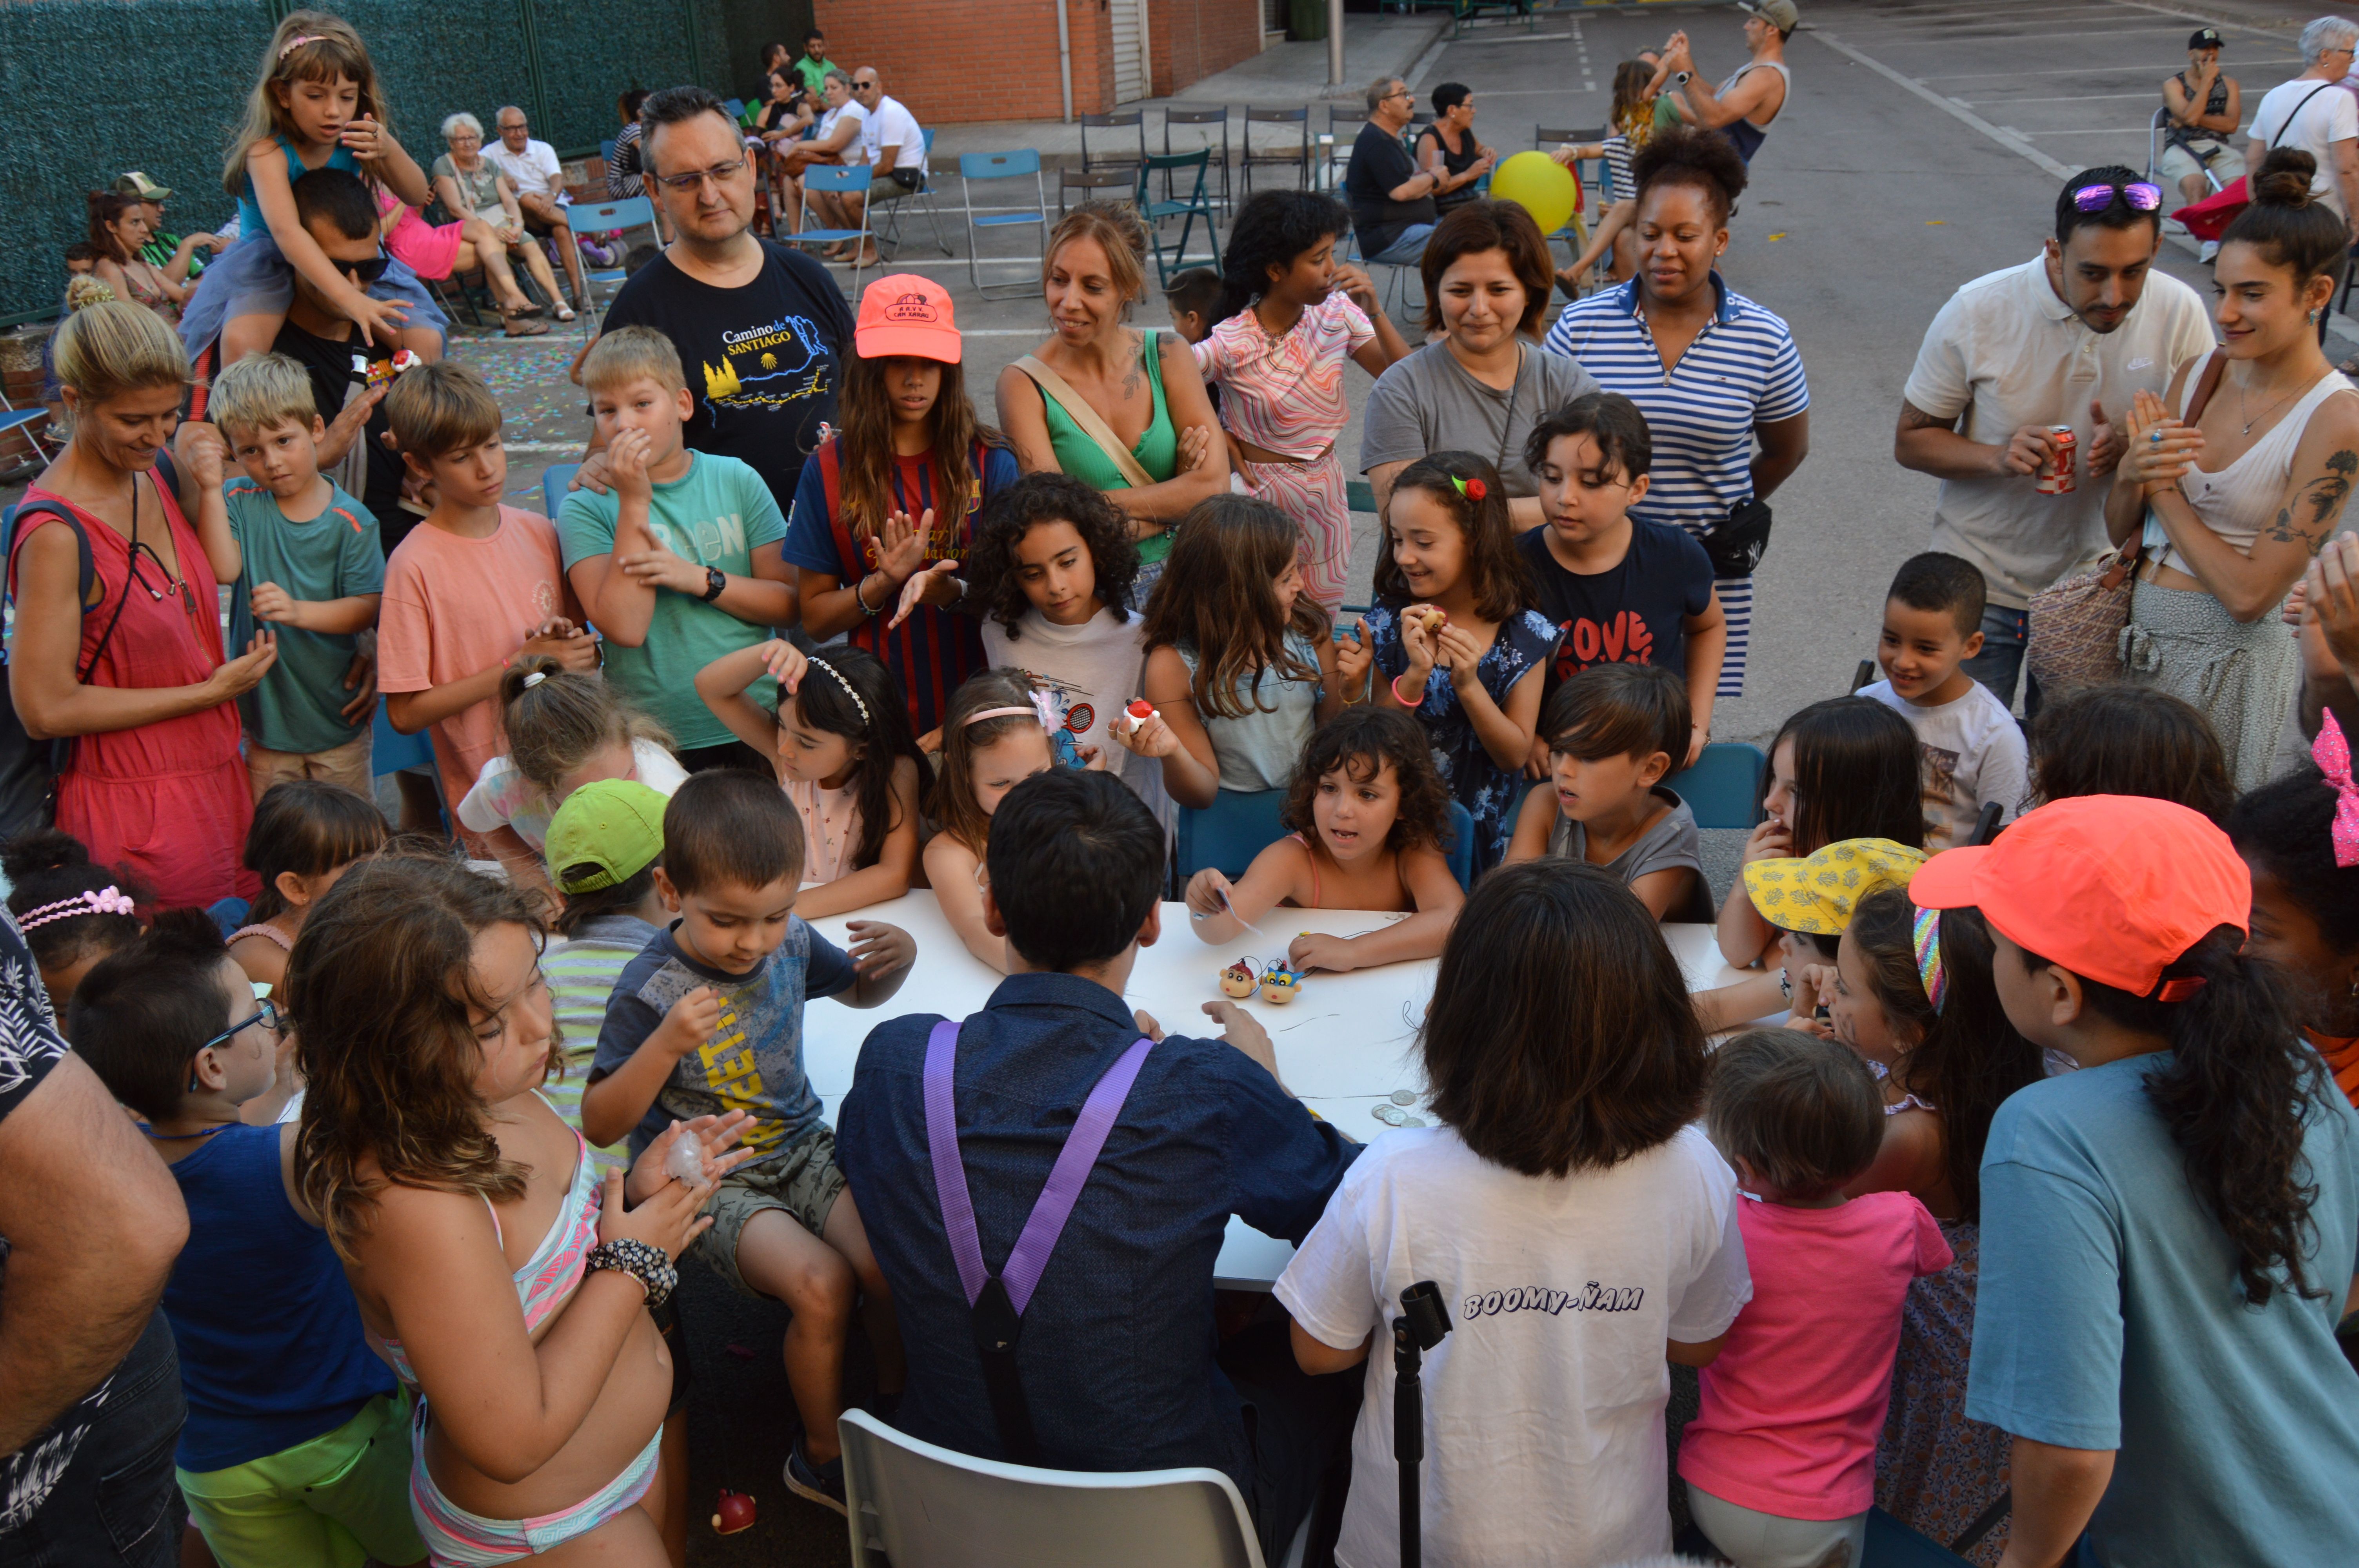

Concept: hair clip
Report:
left=277, top=32, right=323, bottom=59
left=520, top=671, right=547, bottom=690
left=1912, top=905, right=1946, bottom=1015
left=16, top=886, right=135, bottom=932
left=1449, top=473, right=1487, bottom=501
left=1030, top=689, right=1061, bottom=735
left=2310, top=710, right=2359, bottom=868
left=807, top=655, right=871, bottom=727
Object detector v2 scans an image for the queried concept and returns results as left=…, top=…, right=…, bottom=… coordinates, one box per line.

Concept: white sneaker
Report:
left=2199, top=240, right=2219, bottom=263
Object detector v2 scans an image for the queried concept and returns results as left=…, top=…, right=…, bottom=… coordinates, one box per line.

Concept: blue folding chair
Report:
left=1665, top=742, right=1767, bottom=831
left=958, top=150, right=1049, bottom=298
left=783, top=164, right=876, bottom=292
left=874, top=127, right=952, bottom=259
left=542, top=463, right=579, bottom=522
left=0, top=407, right=54, bottom=463
left=569, top=195, right=661, bottom=321
left=1440, top=800, right=1476, bottom=891
left=1135, top=150, right=1220, bottom=285
left=1175, top=788, right=1288, bottom=881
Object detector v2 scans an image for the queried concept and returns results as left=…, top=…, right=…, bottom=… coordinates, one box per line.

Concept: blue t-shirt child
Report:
left=1966, top=1054, right=2359, bottom=1566
left=223, top=478, right=384, bottom=755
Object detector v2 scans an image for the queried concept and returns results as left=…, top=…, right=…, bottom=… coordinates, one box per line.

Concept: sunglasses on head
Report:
left=2070, top=181, right=2163, bottom=213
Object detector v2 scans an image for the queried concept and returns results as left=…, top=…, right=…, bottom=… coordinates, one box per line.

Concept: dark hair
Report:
left=1280, top=707, right=1451, bottom=853
left=934, top=668, right=1053, bottom=854
left=64, top=241, right=100, bottom=265
left=2017, top=925, right=2330, bottom=1304
left=1524, top=391, right=1654, bottom=483
left=805, top=28, right=824, bottom=44
left=1544, top=663, right=1690, bottom=764
left=2222, top=149, right=2350, bottom=288
left=2028, top=685, right=2234, bottom=824
left=1376, top=452, right=1538, bottom=624
left=1424, top=860, right=1707, bottom=1175
left=662, top=769, right=804, bottom=895
left=1141, top=494, right=1326, bottom=717
left=986, top=770, right=1163, bottom=971
left=1887, top=551, right=1987, bottom=639
left=761, top=41, right=789, bottom=64
left=291, top=167, right=378, bottom=241
left=1630, top=125, right=1748, bottom=227
left=69, top=909, right=233, bottom=1122
left=970, top=471, right=1138, bottom=637
left=639, top=84, right=740, bottom=172
left=553, top=862, right=657, bottom=938
left=2230, top=765, right=2359, bottom=954
left=1708, top=1027, right=1885, bottom=1199
left=1419, top=200, right=1556, bottom=339
left=244, top=781, right=390, bottom=924
left=1162, top=265, right=1223, bottom=323
left=787, top=645, right=923, bottom=872
left=1846, top=891, right=2045, bottom=1219
left=2054, top=163, right=2163, bottom=244
left=85, top=190, right=139, bottom=263
left=1430, top=81, right=1470, bottom=115
left=1217, top=189, right=1352, bottom=323
left=2, top=829, right=145, bottom=978
left=1769, top=697, right=1925, bottom=855
left=618, top=87, right=650, bottom=121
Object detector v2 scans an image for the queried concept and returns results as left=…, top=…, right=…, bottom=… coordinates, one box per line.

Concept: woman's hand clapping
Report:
left=2118, top=388, right=2203, bottom=497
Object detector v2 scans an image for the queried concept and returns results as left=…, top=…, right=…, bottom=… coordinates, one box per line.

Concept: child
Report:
left=1192, top=191, right=1410, bottom=611
left=1, top=829, right=145, bottom=1018
left=2026, top=682, right=2234, bottom=823
left=1341, top=451, right=1556, bottom=873
left=63, top=241, right=99, bottom=279
left=923, top=668, right=1059, bottom=971
left=1277, top=859, right=1749, bottom=1568
left=457, top=655, right=686, bottom=861
left=783, top=274, right=1021, bottom=735
left=1681, top=1027, right=1952, bottom=1568
left=1859, top=552, right=2027, bottom=851
left=1518, top=394, right=1723, bottom=767
left=225, top=779, right=387, bottom=992
left=1185, top=705, right=1462, bottom=970
left=695, top=641, right=926, bottom=920
left=542, top=778, right=672, bottom=1171
left=1117, top=494, right=1342, bottom=807
left=181, top=12, right=445, bottom=372
left=1552, top=58, right=1659, bottom=291
left=1505, top=663, right=1712, bottom=921
left=69, top=909, right=424, bottom=1568
left=376, top=360, right=595, bottom=857
left=1725, top=837, right=1927, bottom=1034
left=582, top=771, right=913, bottom=1511
left=558, top=326, right=798, bottom=774
left=1161, top=265, right=1223, bottom=347
left=203, top=350, right=384, bottom=800
left=2231, top=714, right=2359, bottom=1111
left=294, top=853, right=744, bottom=1563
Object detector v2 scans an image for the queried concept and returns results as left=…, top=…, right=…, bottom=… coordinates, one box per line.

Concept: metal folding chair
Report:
left=1536, top=124, right=1605, bottom=268
left=568, top=195, right=662, bottom=324
left=874, top=128, right=953, bottom=259
left=1136, top=151, right=1221, bottom=285
left=783, top=165, right=877, bottom=294
left=1081, top=109, right=1147, bottom=177
left=1059, top=165, right=1136, bottom=217
left=959, top=150, right=1050, bottom=298
left=1323, top=106, right=1368, bottom=192
left=1162, top=105, right=1232, bottom=211
left=1241, top=107, right=1311, bottom=193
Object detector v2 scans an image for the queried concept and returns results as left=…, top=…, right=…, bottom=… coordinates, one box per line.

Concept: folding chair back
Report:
left=1162, top=105, right=1232, bottom=209
left=960, top=149, right=1050, bottom=298
left=1665, top=742, right=1768, bottom=831
left=1081, top=109, right=1148, bottom=174
left=570, top=196, right=662, bottom=318
left=789, top=165, right=876, bottom=290
left=1060, top=165, right=1136, bottom=216
left=1175, top=788, right=1288, bottom=880
left=1136, top=150, right=1221, bottom=284
left=875, top=127, right=953, bottom=258
left=1242, top=106, right=1311, bottom=193
left=541, top=465, right=580, bottom=523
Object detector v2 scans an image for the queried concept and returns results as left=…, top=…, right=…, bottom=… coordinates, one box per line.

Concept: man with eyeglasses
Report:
left=1893, top=168, right=2215, bottom=715
left=485, top=106, right=589, bottom=312
left=1345, top=77, right=1440, bottom=266
left=2250, top=18, right=2359, bottom=260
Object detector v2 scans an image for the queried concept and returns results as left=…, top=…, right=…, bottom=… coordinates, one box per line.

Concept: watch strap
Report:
left=702, top=566, right=727, bottom=602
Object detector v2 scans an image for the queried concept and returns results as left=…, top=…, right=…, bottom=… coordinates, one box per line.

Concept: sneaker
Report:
left=2199, top=239, right=2219, bottom=264
left=784, top=1437, right=847, bottom=1516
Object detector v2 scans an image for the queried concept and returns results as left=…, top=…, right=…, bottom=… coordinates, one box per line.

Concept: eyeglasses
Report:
left=189, top=999, right=283, bottom=1089
left=652, top=155, right=750, bottom=192
left=497, top=122, right=528, bottom=134
left=1385, top=88, right=1413, bottom=101
left=344, top=250, right=392, bottom=283
left=2069, top=180, right=2163, bottom=213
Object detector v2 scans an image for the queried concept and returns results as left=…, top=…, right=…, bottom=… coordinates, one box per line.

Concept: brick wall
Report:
left=1150, top=0, right=1263, bottom=101
left=0, top=328, right=57, bottom=472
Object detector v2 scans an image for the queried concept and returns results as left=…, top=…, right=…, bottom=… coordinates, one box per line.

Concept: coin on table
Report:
left=1390, top=1089, right=1418, bottom=1106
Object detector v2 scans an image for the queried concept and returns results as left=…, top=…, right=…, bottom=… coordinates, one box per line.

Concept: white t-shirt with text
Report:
left=1860, top=678, right=2029, bottom=852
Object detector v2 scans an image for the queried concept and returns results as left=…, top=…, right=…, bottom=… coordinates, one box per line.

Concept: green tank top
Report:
left=1038, top=331, right=1179, bottom=563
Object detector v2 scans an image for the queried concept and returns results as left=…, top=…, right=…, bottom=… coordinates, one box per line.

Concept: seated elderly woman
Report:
left=431, top=111, right=576, bottom=325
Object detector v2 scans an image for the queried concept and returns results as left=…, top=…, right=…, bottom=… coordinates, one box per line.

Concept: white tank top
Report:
left=2143, top=365, right=2356, bottom=572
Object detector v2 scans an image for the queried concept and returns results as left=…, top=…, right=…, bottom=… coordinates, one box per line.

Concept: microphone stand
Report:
left=1393, top=1279, right=1452, bottom=1568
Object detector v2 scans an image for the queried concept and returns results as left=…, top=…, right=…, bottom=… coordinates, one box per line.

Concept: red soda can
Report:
left=2036, top=425, right=2077, bottom=494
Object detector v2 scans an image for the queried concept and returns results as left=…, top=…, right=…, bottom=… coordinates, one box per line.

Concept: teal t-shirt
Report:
left=224, top=479, right=384, bottom=755
left=557, top=450, right=788, bottom=750
left=1967, top=1052, right=2359, bottom=1566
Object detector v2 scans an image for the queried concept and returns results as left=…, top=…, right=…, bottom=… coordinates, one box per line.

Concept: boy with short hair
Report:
left=377, top=361, right=595, bottom=860
left=1859, top=551, right=2028, bottom=851
left=558, top=326, right=798, bottom=773
left=1162, top=267, right=1223, bottom=346
left=202, top=350, right=384, bottom=800
left=583, top=769, right=913, bottom=1513
left=1519, top=393, right=1726, bottom=769
left=69, top=911, right=424, bottom=1568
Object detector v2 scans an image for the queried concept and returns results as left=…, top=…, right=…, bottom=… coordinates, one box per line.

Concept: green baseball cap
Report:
left=545, top=779, right=666, bottom=893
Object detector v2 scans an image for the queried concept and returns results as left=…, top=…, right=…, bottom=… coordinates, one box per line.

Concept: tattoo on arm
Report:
left=2263, top=451, right=2356, bottom=552
left=1897, top=401, right=1956, bottom=433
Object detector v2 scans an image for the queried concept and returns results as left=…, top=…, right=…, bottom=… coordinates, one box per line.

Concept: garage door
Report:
left=1112, top=0, right=1151, bottom=105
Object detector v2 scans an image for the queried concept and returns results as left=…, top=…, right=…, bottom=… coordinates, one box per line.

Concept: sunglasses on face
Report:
left=2070, top=181, right=2163, bottom=213
left=344, top=251, right=392, bottom=283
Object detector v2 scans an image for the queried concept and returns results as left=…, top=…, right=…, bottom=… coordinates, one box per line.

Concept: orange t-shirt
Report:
left=2307, top=1030, right=2359, bottom=1112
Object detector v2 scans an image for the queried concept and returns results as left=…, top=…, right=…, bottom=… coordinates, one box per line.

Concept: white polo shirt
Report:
left=1902, top=254, right=2214, bottom=609
left=860, top=94, right=927, bottom=174
left=485, top=136, right=566, bottom=203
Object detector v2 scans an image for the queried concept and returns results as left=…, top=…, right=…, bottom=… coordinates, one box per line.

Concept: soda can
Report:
left=2036, top=425, right=2077, bottom=494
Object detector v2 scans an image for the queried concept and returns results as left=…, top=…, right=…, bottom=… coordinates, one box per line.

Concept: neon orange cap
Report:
left=854, top=274, right=961, bottom=363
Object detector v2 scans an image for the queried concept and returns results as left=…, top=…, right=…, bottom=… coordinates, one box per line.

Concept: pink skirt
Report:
left=383, top=205, right=466, bottom=281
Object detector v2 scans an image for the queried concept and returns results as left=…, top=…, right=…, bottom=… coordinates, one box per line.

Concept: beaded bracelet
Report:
left=586, top=1237, right=678, bottom=1310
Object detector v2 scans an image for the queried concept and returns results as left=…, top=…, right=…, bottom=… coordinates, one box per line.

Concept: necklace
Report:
left=2238, top=371, right=2309, bottom=436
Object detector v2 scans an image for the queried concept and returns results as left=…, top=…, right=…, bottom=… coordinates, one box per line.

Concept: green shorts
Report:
left=696, top=1122, right=847, bottom=1298
left=177, top=1389, right=424, bottom=1568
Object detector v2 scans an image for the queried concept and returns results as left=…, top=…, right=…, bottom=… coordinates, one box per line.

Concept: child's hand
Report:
left=1525, top=732, right=1554, bottom=780
left=1289, top=931, right=1358, bottom=974
left=845, top=920, right=914, bottom=981
left=1077, top=742, right=1108, bottom=771
left=206, top=632, right=278, bottom=702
left=1109, top=710, right=1179, bottom=760
left=2084, top=397, right=2123, bottom=479
left=616, top=537, right=708, bottom=598
left=889, top=560, right=960, bottom=628
left=340, top=114, right=392, bottom=164
left=1399, top=607, right=1439, bottom=677
left=595, top=1164, right=713, bottom=1266
left=757, top=638, right=807, bottom=692
left=1432, top=622, right=1484, bottom=686
left=1177, top=423, right=1215, bottom=474
left=1332, top=263, right=1379, bottom=314
left=655, top=985, right=724, bottom=1056
left=522, top=623, right=600, bottom=672
left=876, top=509, right=932, bottom=585
left=1201, top=999, right=1280, bottom=1082
left=179, top=422, right=228, bottom=490
left=607, top=426, right=655, bottom=502
left=249, top=581, right=302, bottom=626
left=339, top=634, right=376, bottom=726
left=1740, top=817, right=1792, bottom=865
left=345, top=292, right=410, bottom=350
left=1185, top=867, right=1234, bottom=921
left=1335, top=618, right=1373, bottom=698
left=627, top=1111, right=757, bottom=1205
left=1685, top=722, right=1708, bottom=770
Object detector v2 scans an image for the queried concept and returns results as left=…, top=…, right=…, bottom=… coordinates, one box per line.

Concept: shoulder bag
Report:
left=1014, top=352, right=1158, bottom=490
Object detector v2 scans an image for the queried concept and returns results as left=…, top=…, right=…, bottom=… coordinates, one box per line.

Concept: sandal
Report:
left=502, top=316, right=551, bottom=338
left=502, top=303, right=545, bottom=320
left=552, top=304, right=578, bottom=323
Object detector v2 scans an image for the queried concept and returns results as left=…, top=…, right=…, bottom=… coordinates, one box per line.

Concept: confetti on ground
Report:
left=1926, top=219, right=1946, bottom=225
left=452, top=336, right=589, bottom=448
left=1768, top=232, right=1787, bottom=241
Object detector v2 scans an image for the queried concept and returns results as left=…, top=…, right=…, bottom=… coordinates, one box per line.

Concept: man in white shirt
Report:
left=488, top=105, right=587, bottom=309
left=1894, top=167, right=2215, bottom=712
left=832, top=67, right=927, bottom=267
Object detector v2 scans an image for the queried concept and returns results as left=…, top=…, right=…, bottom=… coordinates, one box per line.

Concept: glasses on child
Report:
left=344, top=250, right=393, bottom=284
left=2069, top=181, right=2163, bottom=213
left=188, top=1000, right=284, bottom=1091
left=653, top=156, right=750, bottom=193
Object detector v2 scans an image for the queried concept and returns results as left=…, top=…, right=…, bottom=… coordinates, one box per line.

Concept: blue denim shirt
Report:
left=837, top=971, right=1358, bottom=1490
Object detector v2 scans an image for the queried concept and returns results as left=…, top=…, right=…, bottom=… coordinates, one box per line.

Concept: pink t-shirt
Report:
left=1677, top=1190, right=1953, bottom=1518
left=377, top=506, right=576, bottom=842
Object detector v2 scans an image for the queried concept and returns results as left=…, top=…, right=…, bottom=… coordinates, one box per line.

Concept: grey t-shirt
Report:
left=1547, top=786, right=1712, bottom=921
left=1358, top=341, right=1599, bottom=497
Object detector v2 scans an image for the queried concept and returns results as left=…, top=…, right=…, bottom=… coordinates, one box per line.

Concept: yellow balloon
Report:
left=1489, top=150, right=1578, bottom=237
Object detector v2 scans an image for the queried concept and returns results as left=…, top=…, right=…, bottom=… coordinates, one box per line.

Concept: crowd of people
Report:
left=9, top=5, right=2359, bottom=1568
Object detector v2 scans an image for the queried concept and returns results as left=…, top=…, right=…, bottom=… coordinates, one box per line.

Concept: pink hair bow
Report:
left=2312, top=710, right=2359, bottom=868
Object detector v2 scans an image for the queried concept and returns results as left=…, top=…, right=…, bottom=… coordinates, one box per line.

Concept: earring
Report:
left=2314, top=308, right=2325, bottom=325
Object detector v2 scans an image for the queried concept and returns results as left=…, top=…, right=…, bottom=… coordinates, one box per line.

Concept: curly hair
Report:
left=969, top=470, right=1139, bottom=638
left=1216, top=189, right=1352, bottom=325
left=1630, top=123, right=1749, bottom=225
left=1279, top=706, right=1449, bottom=853
left=2, top=828, right=146, bottom=982
left=1140, top=494, right=1327, bottom=719
left=1375, top=451, right=1538, bottom=624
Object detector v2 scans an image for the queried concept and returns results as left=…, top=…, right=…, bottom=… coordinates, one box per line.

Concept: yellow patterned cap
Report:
left=1741, top=837, right=1928, bottom=936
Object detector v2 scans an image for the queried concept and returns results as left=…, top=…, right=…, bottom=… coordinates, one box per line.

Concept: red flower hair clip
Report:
left=1450, top=474, right=1488, bottom=502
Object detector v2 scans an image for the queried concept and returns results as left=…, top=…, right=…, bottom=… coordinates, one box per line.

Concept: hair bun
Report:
left=0, top=828, right=91, bottom=882
left=2253, top=148, right=2319, bottom=207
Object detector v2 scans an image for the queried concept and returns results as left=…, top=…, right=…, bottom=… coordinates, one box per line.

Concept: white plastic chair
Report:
left=840, top=1406, right=1293, bottom=1568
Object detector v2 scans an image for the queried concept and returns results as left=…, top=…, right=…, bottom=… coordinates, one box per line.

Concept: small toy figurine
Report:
left=1122, top=697, right=1157, bottom=735
left=712, top=1489, right=756, bottom=1535
left=365, top=348, right=425, bottom=389
left=1218, top=957, right=1259, bottom=998
left=1259, top=962, right=1305, bottom=1005
left=1404, top=604, right=1449, bottom=637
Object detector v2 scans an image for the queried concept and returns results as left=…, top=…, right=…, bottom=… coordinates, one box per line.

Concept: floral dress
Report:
left=1876, top=1218, right=2011, bottom=1566
left=1364, top=603, right=1558, bottom=873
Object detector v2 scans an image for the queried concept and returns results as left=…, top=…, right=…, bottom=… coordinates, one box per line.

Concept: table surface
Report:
left=797, top=893, right=1756, bottom=1290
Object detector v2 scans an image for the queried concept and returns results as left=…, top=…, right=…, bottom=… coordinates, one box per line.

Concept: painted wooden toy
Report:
left=711, top=1489, right=756, bottom=1535
left=1218, top=957, right=1260, bottom=998
left=1259, top=963, right=1305, bottom=1005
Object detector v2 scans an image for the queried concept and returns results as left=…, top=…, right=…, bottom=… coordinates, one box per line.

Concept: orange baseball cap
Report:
left=854, top=274, right=961, bottom=363
left=1908, top=795, right=2250, bottom=996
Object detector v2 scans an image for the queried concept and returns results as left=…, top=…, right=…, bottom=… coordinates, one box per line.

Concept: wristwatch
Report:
left=1674, top=71, right=1692, bottom=87
left=701, top=566, right=726, bottom=603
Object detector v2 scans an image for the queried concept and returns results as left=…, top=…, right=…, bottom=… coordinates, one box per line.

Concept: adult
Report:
left=751, top=40, right=792, bottom=108
left=2107, top=152, right=2359, bottom=790
left=607, top=87, right=651, bottom=199
left=8, top=302, right=268, bottom=907
left=485, top=105, right=589, bottom=311
left=1418, top=83, right=1498, bottom=214
left=996, top=202, right=1227, bottom=596
left=0, top=911, right=190, bottom=1565
left=1655, top=0, right=1793, bottom=165
left=1345, top=77, right=1440, bottom=266
left=575, top=85, right=853, bottom=519
left=1545, top=129, right=1808, bottom=700
left=838, top=67, right=929, bottom=268
left=1894, top=169, right=2211, bottom=715
left=777, top=71, right=869, bottom=245
left=1364, top=201, right=1598, bottom=533
left=111, top=171, right=224, bottom=282
left=86, top=190, right=195, bottom=324
left=793, top=31, right=841, bottom=101
left=838, top=769, right=1357, bottom=1566
left=2250, top=18, right=2359, bottom=243
left=433, top=112, right=576, bottom=325
left=2160, top=27, right=2245, bottom=263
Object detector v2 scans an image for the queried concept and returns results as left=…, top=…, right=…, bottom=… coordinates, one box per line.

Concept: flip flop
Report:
left=502, top=316, right=551, bottom=337
left=502, top=303, right=546, bottom=320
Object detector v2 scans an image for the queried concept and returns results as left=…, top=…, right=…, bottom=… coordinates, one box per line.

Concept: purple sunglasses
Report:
left=2070, top=180, right=2164, bottom=213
